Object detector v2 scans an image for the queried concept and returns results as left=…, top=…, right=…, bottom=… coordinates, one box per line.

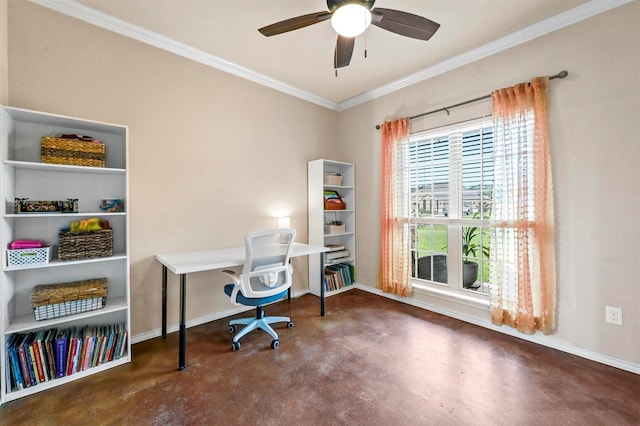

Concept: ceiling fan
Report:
left=258, top=0, right=440, bottom=70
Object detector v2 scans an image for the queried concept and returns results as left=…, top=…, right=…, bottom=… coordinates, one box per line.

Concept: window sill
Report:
left=411, top=280, right=490, bottom=311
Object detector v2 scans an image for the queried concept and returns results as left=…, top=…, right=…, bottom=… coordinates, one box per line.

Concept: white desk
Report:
left=156, top=242, right=328, bottom=370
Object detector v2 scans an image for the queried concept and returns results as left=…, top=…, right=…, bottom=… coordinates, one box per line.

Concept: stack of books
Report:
left=324, top=244, right=351, bottom=264
left=324, top=263, right=355, bottom=292
left=5, top=323, right=127, bottom=392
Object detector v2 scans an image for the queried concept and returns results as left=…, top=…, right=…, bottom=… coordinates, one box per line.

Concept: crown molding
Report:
left=28, top=0, right=339, bottom=110
left=29, top=0, right=634, bottom=112
left=336, top=0, right=636, bottom=111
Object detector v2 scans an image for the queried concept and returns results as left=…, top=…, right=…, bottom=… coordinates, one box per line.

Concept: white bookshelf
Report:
left=308, top=159, right=355, bottom=300
left=0, top=106, right=130, bottom=403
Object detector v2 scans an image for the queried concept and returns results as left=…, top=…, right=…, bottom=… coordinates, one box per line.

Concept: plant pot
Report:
left=462, top=261, right=479, bottom=288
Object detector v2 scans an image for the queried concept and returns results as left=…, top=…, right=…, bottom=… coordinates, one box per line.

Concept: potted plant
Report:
left=461, top=215, right=490, bottom=288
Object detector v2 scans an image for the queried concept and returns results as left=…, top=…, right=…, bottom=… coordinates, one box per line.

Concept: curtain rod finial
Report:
left=556, top=70, right=568, bottom=79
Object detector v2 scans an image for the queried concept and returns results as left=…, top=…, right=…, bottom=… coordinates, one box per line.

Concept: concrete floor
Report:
left=1, top=289, right=638, bottom=425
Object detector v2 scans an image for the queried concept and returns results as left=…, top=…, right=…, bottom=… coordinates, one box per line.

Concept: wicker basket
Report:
left=30, top=278, right=108, bottom=321
left=41, top=136, right=106, bottom=167
left=58, top=229, right=113, bottom=261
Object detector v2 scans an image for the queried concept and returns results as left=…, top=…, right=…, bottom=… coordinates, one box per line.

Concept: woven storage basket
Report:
left=41, top=136, right=106, bottom=167
left=30, top=278, right=108, bottom=321
left=58, top=229, right=113, bottom=261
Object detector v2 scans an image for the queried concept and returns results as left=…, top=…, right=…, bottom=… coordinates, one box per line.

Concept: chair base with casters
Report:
left=224, top=283, right=294, bottom=351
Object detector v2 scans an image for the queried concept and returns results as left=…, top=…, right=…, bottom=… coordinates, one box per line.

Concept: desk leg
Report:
left=320, top=254, right=325, bottom=317
left=179, top=273, right=187, bottom=371
left=161, top=265, right=168, bottom=338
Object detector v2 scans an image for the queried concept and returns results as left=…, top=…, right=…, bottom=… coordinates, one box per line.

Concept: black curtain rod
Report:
left=375, top=70, right=569, bottom=130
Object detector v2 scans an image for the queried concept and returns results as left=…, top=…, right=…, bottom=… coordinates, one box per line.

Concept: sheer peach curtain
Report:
left=377, top=118, right=411, bottom=297
left=490, top=77, right=556, bottom=334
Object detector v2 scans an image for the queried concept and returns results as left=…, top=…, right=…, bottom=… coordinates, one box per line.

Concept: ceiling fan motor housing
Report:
left=327, top=0, right=376, bottom=13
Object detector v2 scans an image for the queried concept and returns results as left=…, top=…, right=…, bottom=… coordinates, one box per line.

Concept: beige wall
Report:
left=339, top=2, right=640, bottom=365
left=7, top=1, right=640, bottom=367
left=7, top=1, right=339, bottom=336
left=0, top=0, right=7, bottom=105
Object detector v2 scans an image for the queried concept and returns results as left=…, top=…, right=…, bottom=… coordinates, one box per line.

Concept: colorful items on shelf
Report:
left=99, top=198, right=123, bottom=213
left=68, top=217, right=109, bottom=232
left=14, top=198, right=78, bottom=214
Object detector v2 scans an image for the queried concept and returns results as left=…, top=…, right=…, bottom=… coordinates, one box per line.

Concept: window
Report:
left=408, top=117, right=493, bottom=295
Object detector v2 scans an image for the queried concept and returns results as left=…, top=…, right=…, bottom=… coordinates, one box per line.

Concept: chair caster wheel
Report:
left=287, top=321, right=295, bottom=329
left=229, top=325, right=236, bottom=334
left=232, top=341, right=240, bottom=351
left=271, top=339, right=279, bottom=349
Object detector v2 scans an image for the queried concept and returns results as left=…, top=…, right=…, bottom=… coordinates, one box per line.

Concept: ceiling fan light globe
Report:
left=331, top=4, right=372, bottom=37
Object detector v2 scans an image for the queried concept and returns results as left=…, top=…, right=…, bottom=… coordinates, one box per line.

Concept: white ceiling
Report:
left=30, top=0, right=630, bottom=110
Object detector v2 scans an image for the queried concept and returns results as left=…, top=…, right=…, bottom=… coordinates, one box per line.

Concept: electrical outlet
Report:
left=605, top=306, right=622, bottom=325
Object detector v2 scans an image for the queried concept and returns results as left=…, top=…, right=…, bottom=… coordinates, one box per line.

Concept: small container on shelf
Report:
left=325, top=223, right=346, bottom=235
left=6, top=246, right=51, bottom=267
left=41, top=134, right=106, bottom=167
left=99, top=198, right=124, bottom=213
left=324, top=173, right=343, bottom=186
left=29, top=278, right=108, bottom=321
left=323, top=190, right=346, bottom=210
left=58, top=229, right=113, bottom=261
left=14, top=198, right=78, bottom=214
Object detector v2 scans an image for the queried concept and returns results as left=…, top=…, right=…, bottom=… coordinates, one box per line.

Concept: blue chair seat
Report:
left=224, top=283, right=288, bottom=307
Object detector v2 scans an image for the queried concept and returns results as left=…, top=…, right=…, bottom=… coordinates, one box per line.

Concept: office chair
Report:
left=222, top=228, right=296, bottom=351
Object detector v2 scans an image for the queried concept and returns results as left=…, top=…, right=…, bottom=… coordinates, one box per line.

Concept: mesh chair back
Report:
left=239, top=228, right=296, bottom=298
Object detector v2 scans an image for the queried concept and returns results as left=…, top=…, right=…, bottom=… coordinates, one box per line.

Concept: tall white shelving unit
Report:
left=0, top=106, right=130, bottom=403
left=308, top=159, right=355, bottom=302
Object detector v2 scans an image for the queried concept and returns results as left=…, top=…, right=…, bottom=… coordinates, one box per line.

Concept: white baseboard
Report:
left=353, top=283, right=640, bottom=375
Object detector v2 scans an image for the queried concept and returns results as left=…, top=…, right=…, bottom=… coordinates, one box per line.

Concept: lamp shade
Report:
left=276, top=216, right=291, bottom=229
left=331, top=4, right=372, bottom=38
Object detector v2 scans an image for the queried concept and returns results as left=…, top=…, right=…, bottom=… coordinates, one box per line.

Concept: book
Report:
left=105, top=325, right=116, bottom=362
left=23, top=333, right=39, bottom=385
left=72, top=334, right=83, bottom=375
left=10, top=343, right=24, bottom=391
left=55, top=329, right=68, bottom=378
left=325, top=244, right=345, bottom=252
left=31, top=332, right=47, bottom=383
left=118, top=330, right=129, bottom=358
left=43, top=329, right=57, bottom=379
left=17, top=334, right=33, bottom=387
left=66, top=327, right=79, bottom=376
left=82, top=328, right=96, bottom=371
left=7, top=334, right=23, bottom=391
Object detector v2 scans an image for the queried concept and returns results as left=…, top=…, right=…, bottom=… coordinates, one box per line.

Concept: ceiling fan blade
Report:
left=371, top=8, right=440, bottom=41
left=258, top=12, right=332, bottom=36
left=334, top=35, right=355, bottom=69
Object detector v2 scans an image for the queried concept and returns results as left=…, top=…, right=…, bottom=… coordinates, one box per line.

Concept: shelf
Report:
left=323, top=184, right=354, bottom=190
left=324, top=232, right=354, bottom=238
left=3, top=160, right=125, bottom=174
left=3, top=355, right=130, bottom=403
left=325, top=257, right=354, bottom=266
left=324, top=209, right=354, bottom=213
left=324, top=284, right=355, bottom=297
left=5, top=297, right=128, bottom=334
left=3, top=254, right=127, bottom=272
left=4, top=212, right=126, bottom=218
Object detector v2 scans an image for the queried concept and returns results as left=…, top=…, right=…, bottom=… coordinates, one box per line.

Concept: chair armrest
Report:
left=221, top=269, right=239, bottom=282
